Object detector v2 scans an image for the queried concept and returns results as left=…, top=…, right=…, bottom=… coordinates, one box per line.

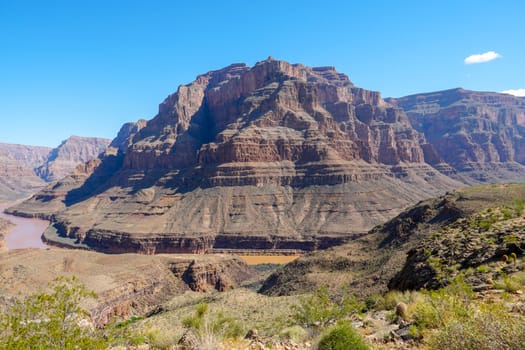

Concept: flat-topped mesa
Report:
left=10, top=58, right=460, bottom=254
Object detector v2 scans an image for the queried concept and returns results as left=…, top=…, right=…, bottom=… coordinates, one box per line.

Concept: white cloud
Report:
left=501, top=89, right=525, bottom=97
left=464, top=51, right=502, bottom=64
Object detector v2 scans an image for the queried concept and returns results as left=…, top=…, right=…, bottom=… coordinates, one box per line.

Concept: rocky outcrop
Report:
left=35, top=135, right=111, bottom=182
left=9, top=58, right=461, bottom=253
left=388, top=184, right=525, bottom=291
left=388, top=88, right=525, bottom=183
left=0, top=137, right=115, bottom=201
left=170, top=256, right=254, bottom=292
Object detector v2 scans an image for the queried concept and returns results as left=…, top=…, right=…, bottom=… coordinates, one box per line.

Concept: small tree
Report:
left=0, top=276, right=110, bottom=349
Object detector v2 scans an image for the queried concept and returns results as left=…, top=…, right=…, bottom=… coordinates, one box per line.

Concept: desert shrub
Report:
left=317, top=322, right=370, bottom=350
left=182, top=302, right=243, bottom=349
left=494, top=273, right=521, bottom=293
left=374, top=289, right=423, bottom=312
left=0, top=276, right=111, bottom=350
left=408, top=275, right=525, bottom=349
left=427, top=302, right=525, bottom=350
left=408, top=276, right=473, bottom=337
left=513, top=199, right=525, bottom=216
left=291, top=286, right=362, bottom=331
left=146, top=329, right=180, bottom=349
left=476, top=265, right=489, bottom=273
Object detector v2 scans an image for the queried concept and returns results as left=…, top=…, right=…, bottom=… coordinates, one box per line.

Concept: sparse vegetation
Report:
left=291, top=285, right=362, bottom=332
left=0, top=276, right=111, bottom=350
left=181, top=301, right=244, bottom=349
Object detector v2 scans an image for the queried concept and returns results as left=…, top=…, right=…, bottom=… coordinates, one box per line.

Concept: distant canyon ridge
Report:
left=0, top=136, right=110, bottom=202
left=5, top=58, right=525, bottom=253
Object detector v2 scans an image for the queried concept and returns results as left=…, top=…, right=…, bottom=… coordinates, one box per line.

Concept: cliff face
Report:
left=35, top=136, right=111, bottom=182
left=388, top=88, right=525, bottom=183
left=10, top=58, right=460, bottom=253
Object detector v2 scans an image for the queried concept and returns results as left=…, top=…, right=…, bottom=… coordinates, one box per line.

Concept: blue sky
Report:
left=1, top=0, right=523, bottom=147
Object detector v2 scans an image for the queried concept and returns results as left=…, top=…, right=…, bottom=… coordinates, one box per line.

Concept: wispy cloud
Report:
left=501, top=89, right=525, bottom=97
left=464, top=51, right=502, bottom=64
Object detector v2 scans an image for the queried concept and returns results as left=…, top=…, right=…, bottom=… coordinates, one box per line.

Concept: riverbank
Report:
left=0, top=202, right=49, bottom=250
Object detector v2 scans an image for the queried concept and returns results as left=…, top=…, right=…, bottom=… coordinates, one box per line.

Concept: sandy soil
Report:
left=0, top=202, right=49, bottom=250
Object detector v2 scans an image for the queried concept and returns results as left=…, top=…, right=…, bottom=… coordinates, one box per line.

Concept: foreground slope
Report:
left=9, top=58, right=459, bottom=253
left=260, top=183, right=525, bottom=296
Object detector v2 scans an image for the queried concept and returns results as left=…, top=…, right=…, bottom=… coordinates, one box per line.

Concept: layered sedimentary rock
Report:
left=9, top=58, right=460, bottom=253
left=35, top=135, right=111, bottom=182
left=388, top=88, right=525, bottom=183
left=0, top=149, right=46, bottom=202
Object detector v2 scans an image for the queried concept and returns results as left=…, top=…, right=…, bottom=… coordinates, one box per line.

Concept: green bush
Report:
left=494, top=273, right=521, bottom=293
left=427, top=302, right=525, bottom=350
left=317, top=322, right=369, bottom=350
left=291, top=286, right=362, bottom=331
left=407, top=275, right=525, bottom=349
left=0, top=276, right=111, bottom=350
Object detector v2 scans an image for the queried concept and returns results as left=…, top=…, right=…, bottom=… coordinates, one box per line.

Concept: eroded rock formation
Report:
left=8, top=59, right=463, bottom=252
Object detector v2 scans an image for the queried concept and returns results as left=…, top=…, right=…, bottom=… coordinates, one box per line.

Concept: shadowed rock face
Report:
left=9, top=58, right=462, bottom=253
left=388, top=88, right=525, bottom=183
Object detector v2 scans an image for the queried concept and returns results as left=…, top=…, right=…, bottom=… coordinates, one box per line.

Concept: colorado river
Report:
left=0, top=203, right=49, bottom=250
